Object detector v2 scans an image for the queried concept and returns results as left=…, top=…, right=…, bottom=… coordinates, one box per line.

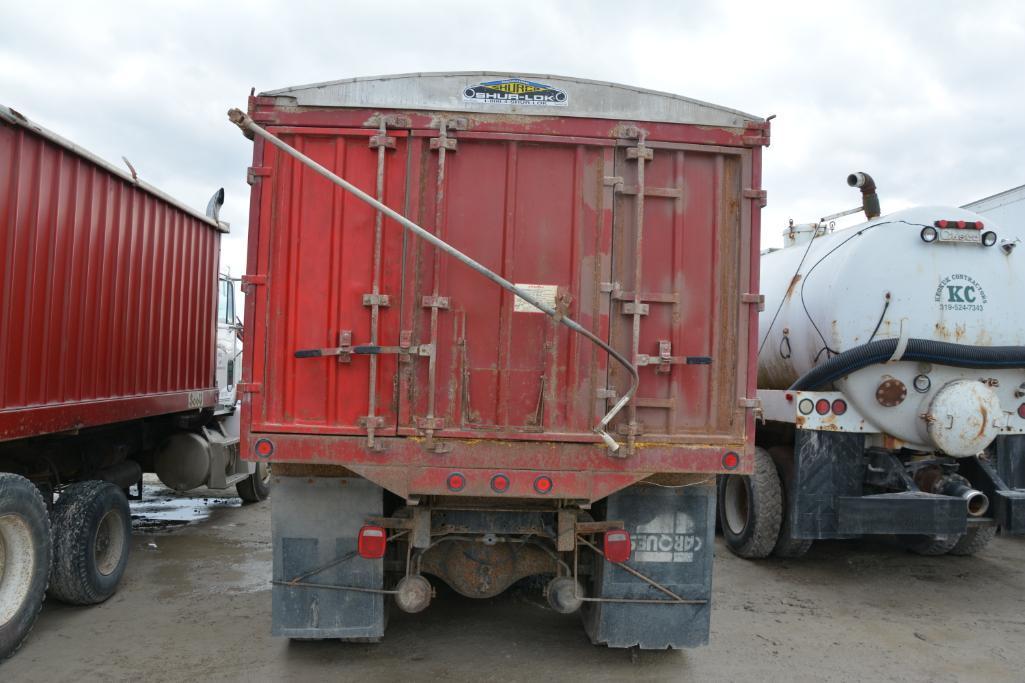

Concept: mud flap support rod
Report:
left=229, top=108, right=637, bottom=452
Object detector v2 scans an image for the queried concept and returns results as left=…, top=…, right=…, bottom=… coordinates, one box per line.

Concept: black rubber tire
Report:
left=769, top=447, right=813, bottom=559
left=901, top=534, right=960, bottom=556
left=949, top=526, right=997, bottom=556
left=0, top=473, right=51, bottom=661
left=48, top=481, right=131, bottom=605
left=236, top=462, right=270, bottom=503
left=718, top=447, right=782, bottom=558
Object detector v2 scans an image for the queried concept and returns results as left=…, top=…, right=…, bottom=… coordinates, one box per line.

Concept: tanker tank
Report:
left=758, top=206, right=1025, bottom=455
left=717, top=174, right=1025, bottom=562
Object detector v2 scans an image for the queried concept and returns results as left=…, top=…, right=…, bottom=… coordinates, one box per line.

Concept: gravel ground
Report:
left=5, top=483, right=1025, bottom=682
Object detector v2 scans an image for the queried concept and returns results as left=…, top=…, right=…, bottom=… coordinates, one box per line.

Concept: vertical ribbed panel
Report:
left=0, top=118, right=218, bottom=418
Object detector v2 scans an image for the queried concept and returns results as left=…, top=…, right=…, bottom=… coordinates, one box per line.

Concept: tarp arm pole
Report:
left=228, top=108, right=638, bottom=453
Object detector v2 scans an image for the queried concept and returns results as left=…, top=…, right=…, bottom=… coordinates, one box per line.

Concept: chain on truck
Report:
left=230, top=72, right=770, bottom=648
left=718, top=173, right=1025, bottom=561
left=0, top=105, right=267, bottom=660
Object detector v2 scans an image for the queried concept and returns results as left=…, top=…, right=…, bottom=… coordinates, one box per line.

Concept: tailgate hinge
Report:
left=240, top=274, right=267, bottom=293
left=247, top=166, right=271, bottom=185
left=738, top=397, right=761, bottom=409
left=743, top=188, right=768, bottom=208
left=430, top=117, right=467, bottom=152
left=741, top=292, right=765, bottom=311
left=741, top=121, right=771, bottom=147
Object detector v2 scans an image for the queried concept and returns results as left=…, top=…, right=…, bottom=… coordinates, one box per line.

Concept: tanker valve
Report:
left=941, top=478, right=990, bottom=517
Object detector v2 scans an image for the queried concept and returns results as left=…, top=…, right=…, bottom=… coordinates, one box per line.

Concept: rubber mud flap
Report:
left=272, top=476, right=384, bottom=640
left=583, top=481, right=715, bottom=649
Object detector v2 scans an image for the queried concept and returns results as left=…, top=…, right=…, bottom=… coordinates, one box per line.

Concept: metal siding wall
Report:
left=0, top=119, right=218, bottom=432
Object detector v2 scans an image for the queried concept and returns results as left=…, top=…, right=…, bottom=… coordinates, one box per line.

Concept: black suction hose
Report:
left=789, top=338, right=1025, bottom=391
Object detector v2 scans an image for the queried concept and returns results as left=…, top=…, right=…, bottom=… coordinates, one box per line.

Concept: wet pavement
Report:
left=5, top=480, right=1025, bottom=682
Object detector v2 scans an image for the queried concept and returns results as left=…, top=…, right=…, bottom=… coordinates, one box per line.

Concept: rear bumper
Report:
left=243, top=431, right=749, bottom=502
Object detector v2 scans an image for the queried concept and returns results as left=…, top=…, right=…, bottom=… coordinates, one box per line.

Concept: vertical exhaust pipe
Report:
left=847, top=172, right=880, bottom=220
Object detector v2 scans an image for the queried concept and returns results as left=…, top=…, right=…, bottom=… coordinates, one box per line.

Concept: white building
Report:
left=963, top=183, right=1025, bottom=227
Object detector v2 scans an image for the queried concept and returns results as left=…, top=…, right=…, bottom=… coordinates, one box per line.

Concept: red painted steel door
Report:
left=255, top=127, right=407, bottom=436
left=607, top=141, right=746, bottom=444
left=398, top=131, right=615, bottom=441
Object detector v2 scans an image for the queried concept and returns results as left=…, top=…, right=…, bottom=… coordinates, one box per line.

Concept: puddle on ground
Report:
left=131, top=480, right=242, bottom=533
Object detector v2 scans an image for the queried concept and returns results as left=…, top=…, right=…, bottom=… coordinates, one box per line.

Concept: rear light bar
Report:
left=357, top=525, right=387, bottom=559
left=935, top=219, right=984, bottom=230
left=603, top=529, right=632, bottom=563
left=799, top=397, right=847, bottom=416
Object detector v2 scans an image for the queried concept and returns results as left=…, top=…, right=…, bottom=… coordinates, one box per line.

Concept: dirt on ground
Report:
left=4, top=482, right=1025, bottom=682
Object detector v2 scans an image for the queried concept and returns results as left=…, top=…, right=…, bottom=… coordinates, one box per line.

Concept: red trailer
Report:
left=234, top=73, right=768, bottom=648
left=0, top=105, right=263, bottom=660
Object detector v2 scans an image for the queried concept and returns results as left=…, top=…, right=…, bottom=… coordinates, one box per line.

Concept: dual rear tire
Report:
left=0, top=475, right=132, bottom=660
left=49, top=481, right=131, bottom=605
left=718, top=447, right=812, bottom=559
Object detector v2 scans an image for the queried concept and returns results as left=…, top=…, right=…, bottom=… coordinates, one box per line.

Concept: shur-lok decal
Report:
left=462, top=78, right=568, bottom=106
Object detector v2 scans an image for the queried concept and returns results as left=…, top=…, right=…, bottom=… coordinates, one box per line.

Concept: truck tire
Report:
left=236, top=462, right=270, bottom=503
left=769, top=447, right=813, bottom=559
left=718, top=447, right=782, bottom=558
left=48, top=481, right=130, bottom=605
left=948, top=526, right=997, bottom=556
left=901, top=534, right=959, bottom=556
left=0, top=474, right=51, bottom=660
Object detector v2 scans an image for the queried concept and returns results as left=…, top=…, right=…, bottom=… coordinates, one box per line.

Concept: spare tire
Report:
left=0, top=473, right=51, bottom=660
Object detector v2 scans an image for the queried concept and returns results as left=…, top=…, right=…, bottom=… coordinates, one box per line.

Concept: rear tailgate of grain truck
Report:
left=240, top=74, right=766, bottom=498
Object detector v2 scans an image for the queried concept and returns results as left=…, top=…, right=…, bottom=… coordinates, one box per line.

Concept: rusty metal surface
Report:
left=419, top=539, right=555, bottom=598
left=241, top=79, right=764, bottom=495
left=0, top=108, right=221, bottom=442
left=875, top=378, right=908, bottom=407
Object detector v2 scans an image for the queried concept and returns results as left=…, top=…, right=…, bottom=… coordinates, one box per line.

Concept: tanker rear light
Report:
left=935, top=219, right=984, bottom=230
left=831, top=399, right=848, bottom=415
left=815, top=398, right=831, bottom=415
left=603, top=530, right=632, bottom=563
left=1018, top=404, right=1025, bottom=420
left=357, top=525, right=387, bottom=559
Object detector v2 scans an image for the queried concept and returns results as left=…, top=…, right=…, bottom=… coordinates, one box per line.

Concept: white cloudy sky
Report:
left=3, top=0, right=1024, bottom=278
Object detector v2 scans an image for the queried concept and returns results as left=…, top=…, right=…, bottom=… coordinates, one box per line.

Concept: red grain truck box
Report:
left=0, top=105, right=260, bottom=660
left=234, top=72, right=768, bottom=648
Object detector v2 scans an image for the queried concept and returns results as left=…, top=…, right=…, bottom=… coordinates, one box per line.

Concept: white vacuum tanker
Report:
left=719, top=173, right=1025, bottom=561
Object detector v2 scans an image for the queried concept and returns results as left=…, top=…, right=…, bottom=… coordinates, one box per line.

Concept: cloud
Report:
left=3, top=0, right=1024, bottom=275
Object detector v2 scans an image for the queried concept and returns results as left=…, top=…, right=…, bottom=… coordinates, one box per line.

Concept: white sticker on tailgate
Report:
left=513, top=283, right=558, bottom=313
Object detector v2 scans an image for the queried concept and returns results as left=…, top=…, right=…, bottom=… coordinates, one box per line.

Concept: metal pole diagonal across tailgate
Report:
left=229, top=108, right=638, bottom=453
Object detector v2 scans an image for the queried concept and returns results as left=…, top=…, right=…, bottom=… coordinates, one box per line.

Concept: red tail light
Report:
left=722, top=451, right=740, bottom=470
left=254, top=438, right=275, bottom=457
left=1018, top=404, right=1025, bottom=419
left=446, top=472, right=466, bottom=492
left=603, top=530, right=632, bottom=563
left=357, top=525, right=387, bottom=559
left=831, top=399, right=848, bottom=415
left=815, top=398, right=831, bottom=415
left=533, top=475, right=553, bottom=494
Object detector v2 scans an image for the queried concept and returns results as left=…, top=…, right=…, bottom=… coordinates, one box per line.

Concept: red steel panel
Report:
left=0, top=114, right=221, bottom=442
left=241, top=94, right=764, bottom=493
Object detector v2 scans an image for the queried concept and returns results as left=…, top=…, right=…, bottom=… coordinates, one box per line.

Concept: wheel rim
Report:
left=94, top=509, right=126, bottom=577
left=723, top=475, right=750, bottom=535
left=258, top=462, right=271, bottom=485
left=0, top=513, right=35, bottom=627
